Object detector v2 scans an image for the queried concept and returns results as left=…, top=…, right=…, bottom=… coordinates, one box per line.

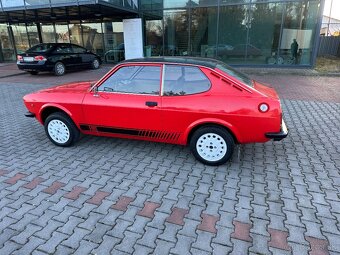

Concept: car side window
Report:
left=98, top=65, right=161, bottom=95
left=72, top=45, right=87, bottom=53
left=163, top=65, right=211, bottom=96
left=54, top=45, right=72, bottom=54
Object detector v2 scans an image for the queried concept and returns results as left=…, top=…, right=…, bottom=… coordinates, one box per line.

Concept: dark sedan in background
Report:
left=17, top=43, right=101, bottom=76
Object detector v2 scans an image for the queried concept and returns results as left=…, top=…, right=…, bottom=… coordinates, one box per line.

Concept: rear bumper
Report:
left=265, top=119, right=288, bottom=141
left=17, top=62, right=53, bottom=72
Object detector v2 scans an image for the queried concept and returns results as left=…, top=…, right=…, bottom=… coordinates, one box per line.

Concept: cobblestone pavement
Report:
left=0, top=68, right=340, bottom=255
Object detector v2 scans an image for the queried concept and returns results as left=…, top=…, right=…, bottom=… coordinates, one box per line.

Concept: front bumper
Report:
left=265, top=119, right=288, bottom=141
left=24, top=111, right=35, bottom=118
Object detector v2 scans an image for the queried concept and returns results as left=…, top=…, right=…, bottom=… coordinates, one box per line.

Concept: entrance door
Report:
left=0, top=25, right=16, bottom=61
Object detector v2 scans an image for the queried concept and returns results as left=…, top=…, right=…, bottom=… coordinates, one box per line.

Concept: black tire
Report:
left=44, top=112, right=80, bottom=147
left=54, top=62, right=65, bottom=76
left=91, top=58, right=100, bottom=69
left=190, top=126, right=234, bottom=166
left=29, top=71, right=39, bottom=75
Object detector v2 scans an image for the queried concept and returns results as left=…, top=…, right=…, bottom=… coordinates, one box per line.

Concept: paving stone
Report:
left=198, top=213, right=219, bottom=233
left=85, top=223, right=111, bottom=244
left=0, top=228, right=20, bottom=247
left=158, top=223, right=182, bottom=243
left=4, top=173, right=27, bottom=185
left=249, top=233, right=271, bottom=255
left=106, top=218, right=132, bottom=238
left=166, top=207, right=189, bottom=226
left=63, top=186, right=87, bottom=200
left=137, top=226, right=162, bottom=249
left=42, top=181, right=65, bottom=195
left=37, top=231, right=68, bottom=254
left=11, top=224, right=42, bottom=244
left=53, top=206, right=79, bottom=223
left=153, top=239, right=176, bottom=255
left=78, top=212, right=105, bottom=231
left=54, top=244, right=75, bottom=255
left=138, top=201, right=161, bottom=219
left=178, top=218, right=200, bottom=238
left=170, top=234, right=195, bottom=255
left=230, top=239, right=251, bottom=255
left=231, top=220, right=252, bottom=242
left=285, top=224, right=308, bottom=246
left=57, top=216, right=84, bottom=235
left=22, top=177, right=45, bottom=190
left=0, top=240, right=21, bottom=254
left=111, top=196, right=134, bottom=211
left=12, top=236, right=45, bottom=255
left=92, top=235, right=120, bottom=255
left=115, top=231, right=142, bottom=254
left=62, top=227, right=91, bottom=249
left=192, top=230, right=214, bottom=252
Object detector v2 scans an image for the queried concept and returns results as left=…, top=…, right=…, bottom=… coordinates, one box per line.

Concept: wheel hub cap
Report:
left=196, top=133, right=227, bottom=162
left=56, top=64, right=64, bottom=74
left=48, top=120, right=70, bottom=144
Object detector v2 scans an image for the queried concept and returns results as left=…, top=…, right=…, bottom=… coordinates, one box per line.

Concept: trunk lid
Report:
left=253, top=80, right=279, bottom=99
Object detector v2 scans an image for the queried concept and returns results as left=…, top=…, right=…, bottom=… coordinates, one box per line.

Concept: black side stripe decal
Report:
left=80, top=125, right=181, bottom=141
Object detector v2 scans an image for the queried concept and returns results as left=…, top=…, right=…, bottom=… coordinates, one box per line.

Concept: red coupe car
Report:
left=23, top=57, right=288, bottom=165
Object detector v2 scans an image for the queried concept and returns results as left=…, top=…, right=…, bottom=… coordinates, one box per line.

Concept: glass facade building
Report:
left=0, top=0, right=324, bottom=66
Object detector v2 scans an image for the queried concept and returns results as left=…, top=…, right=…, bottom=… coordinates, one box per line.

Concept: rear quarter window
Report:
left=163, top=65, right=211, bottom=96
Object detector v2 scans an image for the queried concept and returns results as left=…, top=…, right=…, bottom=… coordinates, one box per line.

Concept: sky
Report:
left=323, top=0, right=340, bottom=20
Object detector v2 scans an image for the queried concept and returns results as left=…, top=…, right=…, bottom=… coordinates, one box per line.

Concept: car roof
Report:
left=122, top=57, right=222, bottom=69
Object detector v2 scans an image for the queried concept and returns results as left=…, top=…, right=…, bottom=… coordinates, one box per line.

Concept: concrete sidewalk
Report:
left=0, top=62, right=25, bottom=78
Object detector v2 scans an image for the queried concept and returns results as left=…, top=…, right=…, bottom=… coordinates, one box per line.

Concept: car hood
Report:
left=253, top=80, right=279, bottom=100
left=38, top=81, right=94, bottom=94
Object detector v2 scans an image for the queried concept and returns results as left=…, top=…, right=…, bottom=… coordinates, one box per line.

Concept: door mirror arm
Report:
left=93, top=86, right=99, bottom=97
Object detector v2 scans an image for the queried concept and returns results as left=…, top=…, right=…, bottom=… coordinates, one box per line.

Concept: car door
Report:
left=82, top=64, right=162, bottom=137
left=161, top=64, right=212, bottom=142
left=52, top=44, right=77, bottom=67
left=71, top=45, right=90, bottom=67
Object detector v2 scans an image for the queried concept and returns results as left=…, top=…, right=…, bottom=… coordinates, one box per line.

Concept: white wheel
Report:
left=190, top=126, right=234, bottom=166
left=44, top=112, right=80, bottom=147
left=47, top=119, right=70, bottom=144
left=196, top=133, right=227, bottom=162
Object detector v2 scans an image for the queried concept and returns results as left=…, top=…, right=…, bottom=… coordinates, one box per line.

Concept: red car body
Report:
left=23, top=57, right=288, bottom=165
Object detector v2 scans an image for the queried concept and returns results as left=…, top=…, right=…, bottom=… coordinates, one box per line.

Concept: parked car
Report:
left=104, top=43, right=125, bottom=63
left=17, top=43, right=101, bottom=76
left=218, top=44, right=262, bottom=58
left=205, top=44, right=234, bottom=56
left=23, top=57, right=288, bottom=165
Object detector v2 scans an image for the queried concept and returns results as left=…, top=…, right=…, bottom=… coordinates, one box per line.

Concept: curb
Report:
left=0, top=72, right=26, bottom=79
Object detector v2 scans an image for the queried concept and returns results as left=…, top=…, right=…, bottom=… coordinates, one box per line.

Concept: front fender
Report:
left=181, top=118, right=242, bottom=145
left=38, top=103, right=74, bottom=125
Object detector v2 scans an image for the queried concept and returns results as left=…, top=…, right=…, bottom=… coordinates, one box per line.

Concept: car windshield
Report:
left=215, top=62, right=253, bottom=88
left=27, top=44, right=54, bottom=53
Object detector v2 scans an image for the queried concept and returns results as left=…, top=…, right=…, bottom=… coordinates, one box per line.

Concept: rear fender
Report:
left=182, top=118, right=242, bottom=145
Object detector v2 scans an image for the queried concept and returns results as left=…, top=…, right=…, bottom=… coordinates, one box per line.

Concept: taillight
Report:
left=17, top=55, right=23, bottom=61
left=34, top=56, right=47, bottom=61
left=258, top=103, right=269, bottom=113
